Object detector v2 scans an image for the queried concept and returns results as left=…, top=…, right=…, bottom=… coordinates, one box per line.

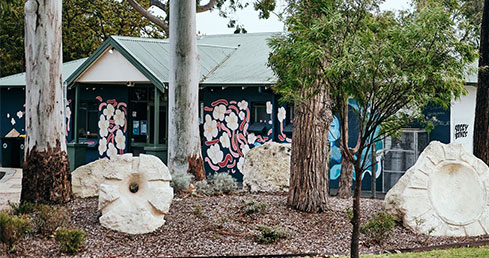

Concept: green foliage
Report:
left=345, top=207, right=354, bottom=221
left=194, top=173, right=238, bottom=195
left=0, top=211, right=31, bottom=252
left=0, top=0, right=165, bottom=77
left=194, top=180, right=214, bottom=195
left=209, top=172, right=237, bottom=195
left=8, top=201, right=36, bottom=216
left=254, top=226, right=286, bottom=244
left=171, top=169, right=194, bottom=193
left=55, top=227, right=86, bottom=253
left=240, top=200, right=267, bottom=216
left=360, top=212, right=396, bottom=245
left=192, top=205, right=203, bottom=217
left=34, top=204, right=70, bottom=237
left=269, top=0, right=477, bottom=173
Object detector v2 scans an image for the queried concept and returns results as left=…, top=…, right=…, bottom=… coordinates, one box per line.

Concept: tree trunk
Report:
left=337, top=156, right=353, bottom=198
left=337, top=103, right=353, bottom=199
left=22, top=0, right=71, bottom=203
left=474, top=0, right=489, bottom=163
left=287, top=87, right=332, bottom=212
left=350, top=160, right=363, bottom=258
left=168, top=0, right=206, bottom=180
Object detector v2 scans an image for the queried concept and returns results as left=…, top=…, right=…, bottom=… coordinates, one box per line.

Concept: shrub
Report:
left=194, top=180, right=213, bottom=195
left=55, top=227, right=86, bottom=253
left=9, top=201, right=36, bottom=216
left=240, top=201, right=266, bottom=216
left=34, top=204, right=70, bottom=236
left=360, top=212, right=396, bottom=245
left=345, top=207, right=354, bottom=220
left=209, top=173, right=237, bottom=195
left=255, top=226, right=286, bottom=244
left=0, top=211, right=31, bottom=252
left=171, top=169, right=194, bottom=193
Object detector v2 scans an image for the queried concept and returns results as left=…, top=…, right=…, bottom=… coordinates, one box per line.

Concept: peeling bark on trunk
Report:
left=168, top=0, right=205, bottom=180
left=22, top=141, right=71, bottom=202
left=188, top=155, right=205, bottom=181
left=474, top=0, right=489, bottom=163
left=22, top=0, right=71, bottom=204
left=287, top=88, right=332, bottom=213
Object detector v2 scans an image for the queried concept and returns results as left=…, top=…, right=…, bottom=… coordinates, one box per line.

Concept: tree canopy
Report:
left=269, top=0, right=477, bottom=257
left=0, top=0, right=165, bottom=77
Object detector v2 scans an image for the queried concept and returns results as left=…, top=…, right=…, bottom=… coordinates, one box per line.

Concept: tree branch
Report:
left=127, top=0, right=169, bottom=34
left=150, top=0, right=166, bottom=11
left=197, top=0, right=217, bottom=13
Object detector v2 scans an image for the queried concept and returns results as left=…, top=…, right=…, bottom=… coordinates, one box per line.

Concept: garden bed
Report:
left=6, top=193, right=489, bottom=257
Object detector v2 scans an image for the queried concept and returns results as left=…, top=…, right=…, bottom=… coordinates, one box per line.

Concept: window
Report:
left=78, top=102, right=98, bottom=139
left=252, top=102, right=267, bottom=124
left=249, top=102, right=268, bottom=134
left=284, top=105, right=294, bottom=135
left=382, top=129, right=429, bottom=192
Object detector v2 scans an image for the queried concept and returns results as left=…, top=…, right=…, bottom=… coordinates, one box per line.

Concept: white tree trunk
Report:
left=22, top=0, right=71, bottom=203
left=168, top=0, right=205, bottom=179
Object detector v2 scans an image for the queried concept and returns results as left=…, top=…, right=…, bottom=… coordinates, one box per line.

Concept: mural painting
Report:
left=276, top=106, right=292, bottom=143
left=202, top=99, right=274, bottom=178
left=96, top=96, right=128, bottom=159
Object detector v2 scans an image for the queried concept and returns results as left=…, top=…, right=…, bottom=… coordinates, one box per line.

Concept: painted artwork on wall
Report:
left=328, top=102, right=383, bottom=188
left=96, top=96, right=128, bottom=159
left=202, top=99, right=273, bottom=177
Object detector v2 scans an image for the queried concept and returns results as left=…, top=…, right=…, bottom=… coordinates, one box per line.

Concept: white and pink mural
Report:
left=96, top=96, right=128, bottom=159
left=203, top=99, right=278, bottom=175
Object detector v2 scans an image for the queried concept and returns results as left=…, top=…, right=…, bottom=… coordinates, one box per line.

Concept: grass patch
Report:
left=360, top=246, right=489, bottom=257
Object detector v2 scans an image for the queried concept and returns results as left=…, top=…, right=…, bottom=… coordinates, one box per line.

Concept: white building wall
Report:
left=450, top=85, right=477, bottom=153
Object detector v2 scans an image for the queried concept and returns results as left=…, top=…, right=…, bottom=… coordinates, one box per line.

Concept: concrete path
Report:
left=0, top=168, right=22, bottom=210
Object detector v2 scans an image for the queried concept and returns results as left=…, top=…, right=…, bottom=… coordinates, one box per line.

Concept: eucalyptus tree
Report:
left=22, top=0, right=71, bottom=203
left=268, top=0, right=334, bottom=213
left=128, top=0, right=276, bottom=180
left=474, top=0, right=489, bottom=162
left=269, top=1, right=476, bottom=257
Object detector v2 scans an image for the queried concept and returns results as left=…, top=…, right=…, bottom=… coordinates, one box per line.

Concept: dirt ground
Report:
left=6, top=193, right=489, bottom=257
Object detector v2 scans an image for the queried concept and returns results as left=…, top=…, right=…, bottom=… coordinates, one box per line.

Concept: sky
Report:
left=196, top=0, right=411, bottom=35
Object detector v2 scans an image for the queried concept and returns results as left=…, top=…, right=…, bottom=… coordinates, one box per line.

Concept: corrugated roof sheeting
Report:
left=112, top=36, right=237, bottom=83
left=0, top=58, right=87, bottom=87
left=197, top=32, right=279, bottom=84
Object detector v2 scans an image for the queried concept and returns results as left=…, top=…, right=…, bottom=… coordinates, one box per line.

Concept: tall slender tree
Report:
left=22, top=0, right=71, bottom=203
left=128, top=0, right=277, bottom=179
left=168, top=0, right=204, bottom=179
left=474, top=0, right=489, bottom=161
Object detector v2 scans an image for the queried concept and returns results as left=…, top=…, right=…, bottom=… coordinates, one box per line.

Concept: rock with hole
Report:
left=98, top=154, right=173, bottom=234
left=384, top=141, right=489, bottom=237
left=242, top=142, right=291, bottom=192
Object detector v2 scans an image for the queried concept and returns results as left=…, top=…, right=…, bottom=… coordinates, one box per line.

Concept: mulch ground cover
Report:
left=6, top=192, right=489, bottom=257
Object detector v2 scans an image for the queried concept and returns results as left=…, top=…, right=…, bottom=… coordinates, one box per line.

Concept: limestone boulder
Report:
left=72, top=158, right=110, bottom=198
left=385, top=141, right=489, bottom=237
left=242, top=142, right=291, bottom=193
left=98, top=154, right=173, bottom=234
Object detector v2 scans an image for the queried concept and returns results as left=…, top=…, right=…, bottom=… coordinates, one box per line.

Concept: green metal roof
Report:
left=0, top=58, right=87, bottom=87
left=0, top=33, right=280, bottom=88
left=197, top=32, right=279, bottom=85
left=111, top=36, right=239, bottom=85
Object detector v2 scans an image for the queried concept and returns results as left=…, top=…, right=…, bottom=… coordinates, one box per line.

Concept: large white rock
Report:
left=242, top=142, right=291, bottom=193
left=72, top=158, right=110, bottom=198
left=385, top=141, right=489, bottom=237
left=98, top=154, right=173, bottom=234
